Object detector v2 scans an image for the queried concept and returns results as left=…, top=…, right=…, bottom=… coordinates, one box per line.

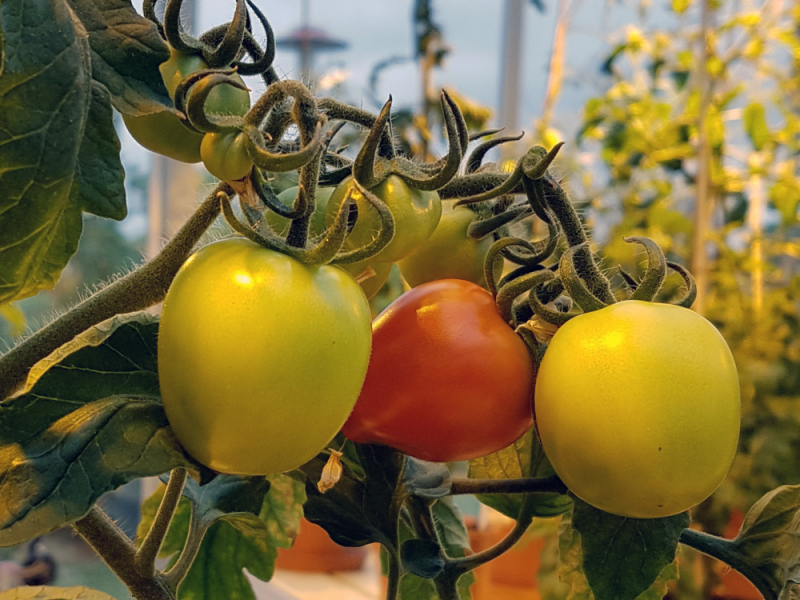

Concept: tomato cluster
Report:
left=146, top=8, right=740, bottom=523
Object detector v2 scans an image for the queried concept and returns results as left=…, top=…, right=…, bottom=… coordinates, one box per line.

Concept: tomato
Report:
left=200, top=131, right=253, bottom=181
left=397, top=203, right=501, bottom=289
left=342, top=279, right=535, bottom=462
left=123, top=48, right=251, bottom=164
left=326, top=175, right=442, bottom=264
left=534, top=300, right=740, bottom=518
left=267, top=186, right=392, bottom=299
left=158, top=238, right=372, bottom=475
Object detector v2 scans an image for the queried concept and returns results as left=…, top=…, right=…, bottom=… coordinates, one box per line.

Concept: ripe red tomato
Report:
left=342, top=279, right=535, bottom=462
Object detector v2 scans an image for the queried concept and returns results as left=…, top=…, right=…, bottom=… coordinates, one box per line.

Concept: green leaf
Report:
left=0, top=586, right=118, bottom=599
left=730, top=484, right=800, bottom=596
left=76, top=83, right=126, bottom=220
left=743, top=102, right=771, bottom=151
left=570, top=497, right=689, bottom=600
left=65, top=0, right=172, bottom=115
left=769, top=176, right=800, bottom=225
left=401, top=458, right=452, bottom=499
left=260, top=474, right=305, bottom=550
left=401, top=539, right=445, bottom=578
left=0, top=314, right=193, bottom=547
left=139, top=473, right=305, bottom=600
left=469, top=429, right=571, bottom=518
left=0, top=0, right=93, bottom=304
left=300, top=444, right=404, bottom=549
left=178, top=520, right=276, bottom=600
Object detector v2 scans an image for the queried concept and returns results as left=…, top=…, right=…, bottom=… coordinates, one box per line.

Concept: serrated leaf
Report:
left=730, top=484, right=800, bottom=596
left=0, top=314, right=192, bottom=546
left=139, top=473, right=306, bottom=600
left=0, top=586, right=118, bottom=599
left=0, top=0, right=94, bottom=304
left=743, top=102, right=771, bottom=151
left=571, top=497, right=689, bottom=600
left=178, top=520, right=276, bottom=600
left=76, top=83, right=126, bottom=220
left=469, top=429, right=571, bottom=518
left=558, top=509, right=681, bottom=600
left=65, top=0, right=172, bottom=115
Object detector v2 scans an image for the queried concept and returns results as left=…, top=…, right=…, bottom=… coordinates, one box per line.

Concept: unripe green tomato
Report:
left=534, top=300, right=741, bottom=518
left=326, top=175, right=442, bottom=264
left=267, top=186, right=336, bottom=237
left=122, top=111, right=204, bottom=163
left=158, top=238, right=373, bottom=475
left=267, top=186, right=392, bottom=299
left=397, top=203, right=501, bottom=289
left=123, top=48, right=250, bottom=163
left=200, top=131, right=253, bottom=181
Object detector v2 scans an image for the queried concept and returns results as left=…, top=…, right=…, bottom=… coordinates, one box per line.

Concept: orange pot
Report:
left=275, top=518, right=370, bottom=573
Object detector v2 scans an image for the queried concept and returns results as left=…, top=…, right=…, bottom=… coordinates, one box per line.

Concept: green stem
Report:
left=164, top=505, right=208, bottom=592
left=679, top=529, right=777, bottom=600
left=135, top=469, right=188, bottom=578
left=0, top=187, right=224, bottom=400
left=446, top=494, right=538, bottom=576
left=384, top=547, right=402, bottom=600
left=73, top=506, right=175, bottom=600
left=448, top=475, right=567, bottom=496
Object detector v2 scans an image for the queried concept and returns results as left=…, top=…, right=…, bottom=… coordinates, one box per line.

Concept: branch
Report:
left=679, top=528, right=777, bottom=600
left=0, top=186, right=225, bottom=400
left=73, top=506, right=176, bottom=600
left=448, top=475, right=567, bottom=496
left=164, top=505, right=208, bottom=591
left=136, top=468, right=188, bottom=578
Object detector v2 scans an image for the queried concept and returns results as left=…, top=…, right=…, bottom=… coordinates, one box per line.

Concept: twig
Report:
left=135, top=468, right=188, bottom=578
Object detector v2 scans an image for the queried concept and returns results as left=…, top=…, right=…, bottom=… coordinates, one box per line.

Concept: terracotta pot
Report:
left=274, top=518, right=369, bottom=573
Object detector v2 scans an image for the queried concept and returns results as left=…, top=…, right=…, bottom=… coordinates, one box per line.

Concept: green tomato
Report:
left=158, top=238, right=373, bottom=475
left=534, top=300, right=741, bottom=518
left=397, top=203, right=501, bottom=289
left=326, top=175, right=442, bottom=264
left=266, top=186, right=391, bottom=299
left=123, top=48, right=251, bottom=163
left=200, top=131, right=253, bottom=181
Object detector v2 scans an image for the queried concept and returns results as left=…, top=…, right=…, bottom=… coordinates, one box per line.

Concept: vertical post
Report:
left=539, top=0, right=570, bottom=141
left=300, top=0, right=312, bottom=82
left=690, top=0, right=714, bottom=314
left=498, top=0, right=524, bottom=159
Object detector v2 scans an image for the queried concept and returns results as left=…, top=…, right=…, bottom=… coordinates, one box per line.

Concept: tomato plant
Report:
left=157, top=237, right=372, bottom=475
left=534, top=300, right=741, bottom=518
left=397, top=203, right=500, bottom=288
left=123, top=48, right=251, bottom=164
left=343, top=279, right=535, bottom=462
left=326, top=175, right=442, bottom=264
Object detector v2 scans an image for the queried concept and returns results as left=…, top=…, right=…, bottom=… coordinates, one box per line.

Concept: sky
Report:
left=131, top=0, right=671, bottom=139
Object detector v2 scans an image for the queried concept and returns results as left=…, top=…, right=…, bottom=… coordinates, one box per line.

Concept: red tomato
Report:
left=342, top=279, right=535, bottom=462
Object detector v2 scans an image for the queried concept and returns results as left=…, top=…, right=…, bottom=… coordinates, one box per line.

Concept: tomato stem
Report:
left=135, top=469, right=188, bottom=578
left=0, top=185, right=224, bottom=401
left=447, top=475, right=567, bottom=496
left=73, top=506, right=177, bottom=600
left=679, top=528, right=777, bottom=600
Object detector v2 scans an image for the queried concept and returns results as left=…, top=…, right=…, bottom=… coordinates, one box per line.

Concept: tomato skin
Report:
left=397, top=203, right=501, bottom=289
left=342, top=279, right=535, bottom=462
left=534, top=300, right=741, bottom=518
left=123, top=48, right=250, bottom=164
left=158, top=238, right=372, bottom=475
left=200, top=131, right=253, bottom=181
left=326, top=175, right=442, bottom=264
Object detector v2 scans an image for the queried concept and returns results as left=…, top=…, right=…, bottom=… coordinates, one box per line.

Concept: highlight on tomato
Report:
left=342, top=278, right=535, bottom=462
left=534, top=300, right=741, bottom=519
left=157, top=237, right=373, bottom=476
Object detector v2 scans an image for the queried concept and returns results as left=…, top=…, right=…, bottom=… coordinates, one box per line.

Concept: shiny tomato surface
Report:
left=343, top=279, right=535, bottom=462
